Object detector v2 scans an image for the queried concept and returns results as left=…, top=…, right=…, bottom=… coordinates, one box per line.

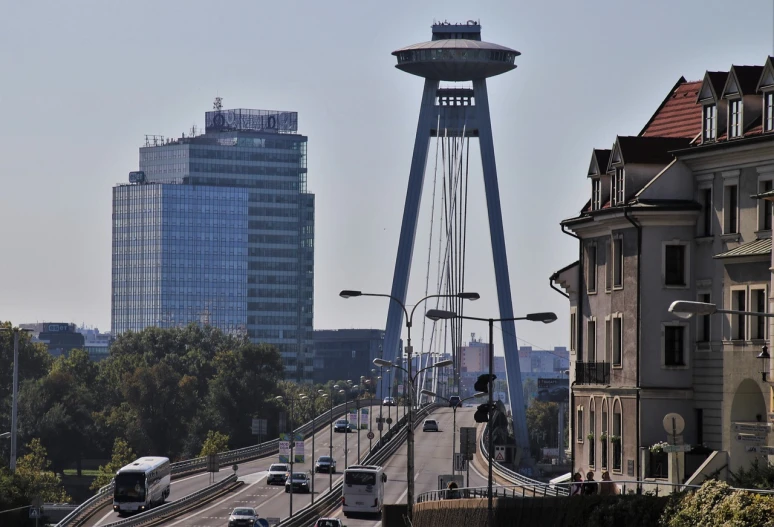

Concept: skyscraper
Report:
left=112, top=106, right=314, bottom=381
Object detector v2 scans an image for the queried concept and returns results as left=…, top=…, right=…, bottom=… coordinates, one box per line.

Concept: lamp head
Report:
left=426, top=309, right=457, bottom=321
left=526, top=312, right=558, bottom=324
left=457, top=292, right=480, bottom=300
left=275, top=396, right=283, bottom=401
left=434, top=359, right=454, bottom=368
left=339, top=290, right=362, bottom=299
left=373, top=358, right=392, bottom=368
left=668, top=300, right=717, bottom=319
left=421, top=389, right=437, bottom=397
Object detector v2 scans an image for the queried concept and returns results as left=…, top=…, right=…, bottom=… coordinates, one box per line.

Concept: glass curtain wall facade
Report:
left=112, top=109, right=314, bottom=381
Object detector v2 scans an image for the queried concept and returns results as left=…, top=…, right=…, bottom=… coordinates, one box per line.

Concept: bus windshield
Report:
left=114, top=472, right=146, bottom=502
left=345, top=471, right=376, bottom=486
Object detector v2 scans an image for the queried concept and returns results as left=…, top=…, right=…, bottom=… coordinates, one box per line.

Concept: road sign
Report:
left=663, top=413, right=685, bottom=436
left=367, top=431, right=375, bottom=440
left=438, top=474, right=464, bottom=491
left=255, top=519, right=269, bottom=527
left=662, top=445, right=692, bottom=453
left=251, top=418, right=268, bottom=435
left=494, top=446, right=506, bottom=462
left=265, top=517, right=281, bottom=526
left=736, top=433, right=764, bottom=444
left=207, top=454, right=219, bottom=472
left=29, top=508, right=40, bottom=518
left=454, top=453, right=468, bottom=472
left=377, top=422, right=383, bottom=431
left=460, top=427, right=477, bottom=455
left=386, top=417, right=393, bottom=424
left=734, top=422, right=771, bottom=434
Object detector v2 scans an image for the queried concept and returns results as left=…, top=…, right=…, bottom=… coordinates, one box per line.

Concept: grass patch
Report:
left=63, top=469, right=100, bottom=476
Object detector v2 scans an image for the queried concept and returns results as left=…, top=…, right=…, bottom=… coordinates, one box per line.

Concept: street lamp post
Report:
left=275, top=393, right=306, bottom=518
left=353, top=382, right=362, bottom=463
left=341, top=289, right=480, bottom=523
left=1, top=327, right=32, bottom=472
left=329, top=384, right=340, bottom=489
left=339, top=381, right=353, bottom=469
left=426, top=308, right=557, bottom=527
left=303, top=391, right=327, bottom=503
left=420, top=389, right=485, bottom=477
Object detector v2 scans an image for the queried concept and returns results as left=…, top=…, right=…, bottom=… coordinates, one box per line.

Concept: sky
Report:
left=1, top=0, right=773, bottom=358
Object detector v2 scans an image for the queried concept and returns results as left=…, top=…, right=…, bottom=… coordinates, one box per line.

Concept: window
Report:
left=752, top=288, right=767, bottom=340
left=732, top=289, right=747, bottom=340
left=703, top=104, right=717, bottom=141
left=601, top=402, right=608, bottom=470
left=724, top=184, right=738, bottom=234
left=729, top=99, right=742, bottom=138
left=664, top=325, right=686, bottom=366
left=760, top=180, right=773, bottom=231
left=613, top=237, right=623, bottom=288
left=605, top=239, right=612, bottom=292
left=612, top=407, right=622, bottom=471
left=570, top=309, right=577, bottom=353
left=589, top=400, right=596, bottom=467
left=700, top=187, right=713, bottom=236
left=612, top=167, right=625, bottom=205
left=613, top=316, right=623, bottom=366
left=586, top=244, right=597, bottom=292
left=577, top=406, right=584, bottom=442
left=605, top=318, right=612, bottom=363
left=697, top=292, right=711, bottom=342
left=664, top=244, right=687, bottom=287
left=587, top=320, right=597, bottom=362
left=766, top=92, right=774, bottom=132
left=592, top=179, right=601, bottom=210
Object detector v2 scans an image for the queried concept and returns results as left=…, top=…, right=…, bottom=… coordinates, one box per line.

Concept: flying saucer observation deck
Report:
left=392, top=38, right=519, bottom=81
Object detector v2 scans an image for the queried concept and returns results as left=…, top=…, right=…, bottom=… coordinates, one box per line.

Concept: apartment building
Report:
left=551, top=58, right=774, bottom=482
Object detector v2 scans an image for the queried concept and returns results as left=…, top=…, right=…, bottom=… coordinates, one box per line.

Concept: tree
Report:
left=91, top=438, right=135, bottom=491
left=14, top=439, right=70, bottom=503
left=199, top=431, right=229, bottom=457
left=525, top=400, right=559, bottom=460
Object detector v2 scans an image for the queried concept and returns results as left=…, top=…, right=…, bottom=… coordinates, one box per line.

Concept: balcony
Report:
left=575, top=362, right=610, bottom=385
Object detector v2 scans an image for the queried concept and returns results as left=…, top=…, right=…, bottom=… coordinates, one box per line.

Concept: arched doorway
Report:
left=729, top=378, right=767, bottom=473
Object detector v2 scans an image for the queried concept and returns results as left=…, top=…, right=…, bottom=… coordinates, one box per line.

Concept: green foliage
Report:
left=91, top=438, right=135, bottom=491
left=14, top=439, right=70, bottom=503
left=525, top=400, right=558, bottom=459
left=199, top=431, right=230, bottom=457
left=729, top=457, right=774, bottom=490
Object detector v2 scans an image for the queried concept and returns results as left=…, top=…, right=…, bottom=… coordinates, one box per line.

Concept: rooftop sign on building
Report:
left=205, top=109, right=298, bottom=134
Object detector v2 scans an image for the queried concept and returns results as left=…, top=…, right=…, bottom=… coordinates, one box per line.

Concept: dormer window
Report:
left=612, top=168, right=624, bottom=205
left=729, top=99, right=742, bottom=138
left=703, top=104, right=717, bottom=141
left=766, top=93, right=774, bottom=132
left=592, top=178, right=601, bottom=210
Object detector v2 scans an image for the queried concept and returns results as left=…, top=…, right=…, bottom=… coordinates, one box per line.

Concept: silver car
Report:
left=422, top=419, right=439, bottom=432
left=228, top=507, right=259, bottom=527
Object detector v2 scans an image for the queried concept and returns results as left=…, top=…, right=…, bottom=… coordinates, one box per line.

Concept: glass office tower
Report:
left=112, top=108, right=314, bottom=381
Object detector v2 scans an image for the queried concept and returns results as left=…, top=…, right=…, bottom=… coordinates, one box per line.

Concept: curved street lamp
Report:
left=275, top=393, right=306, bottom=517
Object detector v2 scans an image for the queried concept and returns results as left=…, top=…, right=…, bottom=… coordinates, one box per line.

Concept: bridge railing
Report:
left=55, top=399, right=379, bottom=527
left=276, top=403, right=438, bottom=527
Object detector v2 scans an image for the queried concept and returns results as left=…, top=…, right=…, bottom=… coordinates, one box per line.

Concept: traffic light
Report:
left=474, top=403, right=491, bottom=423
left=474, top=374, right=496, bottom=393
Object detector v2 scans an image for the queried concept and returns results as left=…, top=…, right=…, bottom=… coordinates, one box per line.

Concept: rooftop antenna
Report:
left=213, top=96, right=223, bottom=111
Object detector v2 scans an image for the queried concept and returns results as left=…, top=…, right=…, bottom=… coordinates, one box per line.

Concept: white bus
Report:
left=113, top=456, right=171, bottom=514
left=342, top=465, right=387, bottom=517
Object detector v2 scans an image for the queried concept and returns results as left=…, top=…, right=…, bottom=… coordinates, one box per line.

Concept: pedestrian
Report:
left=570, top=472, right=583, bottom=496
left=599, top=471, right=618, bottom=496
left=582, top=471, right=598, bottom=496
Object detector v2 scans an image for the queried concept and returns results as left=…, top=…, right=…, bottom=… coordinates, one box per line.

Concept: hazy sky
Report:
left=2, top=0, right=773, bottom=357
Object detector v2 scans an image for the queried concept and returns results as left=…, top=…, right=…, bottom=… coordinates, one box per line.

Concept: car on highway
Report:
left=315, top=455, right=337, bottom=473
left=314, top=519, right=343, bottom=527
left=285, top=472, right=311, bottom=493
left=383, top=397, right=396, bottom=406
left=334, top=419, right=355, bottom=433
left=448, top=395, right=461, bottom=408
left=267, top=463, right=290, bottom=485
left=228, top=507, right=259, bottom=527
left=422, top=419, right=439, bottom=432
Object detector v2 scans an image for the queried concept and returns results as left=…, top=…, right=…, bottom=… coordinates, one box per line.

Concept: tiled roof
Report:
left=640, top=79, right=703, bottom=139
left=713, top=238, right=771, bottom=259
left=616, top=136, right=691, bottom=165
left=732, top=65, right=764, bottom=95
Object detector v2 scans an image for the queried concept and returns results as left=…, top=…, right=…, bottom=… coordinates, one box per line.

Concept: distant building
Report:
left=76, top=327, right=113, bottom=361
left=21, top=322, right=85, bottom=358
left=313, top=329, right=399, bottom=386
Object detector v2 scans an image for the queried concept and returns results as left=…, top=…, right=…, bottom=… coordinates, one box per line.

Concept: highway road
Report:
left=85, top=405, right=381, bottom=527
left=325, top=407, right=486, bottom=527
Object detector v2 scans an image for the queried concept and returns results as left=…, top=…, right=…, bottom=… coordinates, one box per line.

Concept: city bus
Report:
left=113, top=457, right=171, bottom=514
left=342, top=465, right=387, bottom=517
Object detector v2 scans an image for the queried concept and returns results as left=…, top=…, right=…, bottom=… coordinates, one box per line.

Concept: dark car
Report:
left=334, top=419, right=355, bottom=433
left=267, top=463, right=289, bottom=485
left=448, top=396, right=461, bottom=408
left=315, top=455, right=337, bottom=473
left=423, top=419, right=439, bottom=432
left=285, top=472, right=311, bottom=493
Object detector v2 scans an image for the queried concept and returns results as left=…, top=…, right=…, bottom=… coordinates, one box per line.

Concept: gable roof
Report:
left=640, top=78, right=702, bottom=138
left=587, top=149, right=611, bottom=177
left=757, top=56, right=774, bottom=91
left=608, top=136, right=691, bottom=168
left=722, top=65, right=764, bottom=97
left=697, top=71, right=729, bottom=103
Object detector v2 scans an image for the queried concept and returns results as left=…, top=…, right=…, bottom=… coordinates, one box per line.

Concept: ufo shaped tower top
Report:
left=392, top=21, right=520, bottom=81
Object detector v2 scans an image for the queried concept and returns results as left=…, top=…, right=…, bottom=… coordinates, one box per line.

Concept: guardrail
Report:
left=99, top=473, right=241, bottom=527
left=277, top=404, right=438, bottom=527
left=56, top=400, right=379, bottom=527
left=479, top=425, right=569, bottom=497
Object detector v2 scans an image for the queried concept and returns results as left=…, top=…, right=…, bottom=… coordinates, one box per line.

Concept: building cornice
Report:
left=675, top=137, right=774, bottom=173
left=563, top=209, right=699, bottom=238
